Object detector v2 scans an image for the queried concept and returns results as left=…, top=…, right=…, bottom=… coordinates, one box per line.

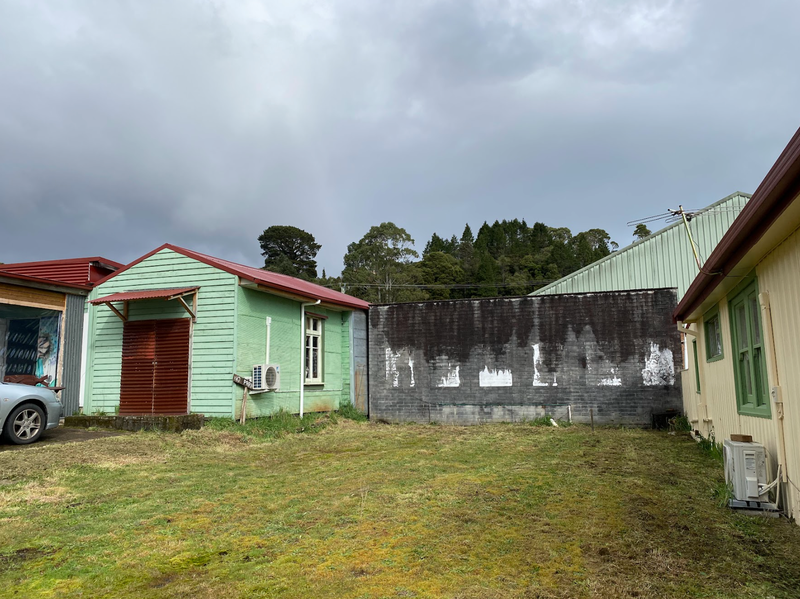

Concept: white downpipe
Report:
left=300, top=300, right=321, bottom=417
left=265, top=317, right=272, bottom=364
left=759, top=292, right=789, bottom=484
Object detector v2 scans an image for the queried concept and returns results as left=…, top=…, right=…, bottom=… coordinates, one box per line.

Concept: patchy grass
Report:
left=0, top=422, right=799, bottom=598
left=205, top=409, right=333, bottom=439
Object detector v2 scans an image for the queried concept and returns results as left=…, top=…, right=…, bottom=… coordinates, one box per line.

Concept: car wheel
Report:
left=4, top=403, right=46, bottom=445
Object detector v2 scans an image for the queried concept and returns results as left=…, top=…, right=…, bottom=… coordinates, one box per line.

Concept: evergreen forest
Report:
left=258, top=220, right=620, bottom=303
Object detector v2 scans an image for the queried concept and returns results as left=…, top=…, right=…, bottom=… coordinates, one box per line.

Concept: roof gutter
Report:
left=674, top=126, right=800, bottom=322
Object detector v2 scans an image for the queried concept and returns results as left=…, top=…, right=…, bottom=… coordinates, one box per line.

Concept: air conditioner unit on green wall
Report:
left=253, top=364, right=280, bottom=392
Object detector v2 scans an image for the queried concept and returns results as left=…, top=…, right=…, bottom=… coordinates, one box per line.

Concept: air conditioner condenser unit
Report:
left=253, top=364, right=280, bottom=392
left=723, top=439, right=779, bottom=513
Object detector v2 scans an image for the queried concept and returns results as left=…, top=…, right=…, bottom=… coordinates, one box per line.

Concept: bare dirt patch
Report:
left=0, top=426, right=128, bottom=452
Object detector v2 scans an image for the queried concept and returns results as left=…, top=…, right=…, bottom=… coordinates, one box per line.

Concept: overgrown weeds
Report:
left=697, top=432, right=725, bottom=464
left=336, top=399, right=368, bottom=422
left=669, top=414, right=692, bottom=432
left=527, top=414, right=571, bottom=427
left=206, top=402, right=368, bottom=440
left=205, top=409, right=330, bottom=439
left=713, top=480, right=734, bottom=508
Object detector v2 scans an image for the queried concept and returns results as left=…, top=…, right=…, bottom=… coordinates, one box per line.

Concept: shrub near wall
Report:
left=368, top=290, right=682, bottom=425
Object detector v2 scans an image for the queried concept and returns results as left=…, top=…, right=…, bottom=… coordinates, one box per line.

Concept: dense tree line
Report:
left=258, top=219, right=620, bottom=303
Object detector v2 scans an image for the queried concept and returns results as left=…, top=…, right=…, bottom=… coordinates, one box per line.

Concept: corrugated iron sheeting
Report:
left=0, top=257, right=122, bottom=287
left=120, top=319, right=190, bottom=415
left=0, top=263, right=90, bottom=287
left=90, top=287, right=198, bottom=304
left=61, top=294, right=85, bottom=416
left=532, top=192, right=751, bottom=298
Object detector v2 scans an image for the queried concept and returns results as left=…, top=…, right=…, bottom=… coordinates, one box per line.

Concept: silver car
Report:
left=0, top=382, right=62, bottom=444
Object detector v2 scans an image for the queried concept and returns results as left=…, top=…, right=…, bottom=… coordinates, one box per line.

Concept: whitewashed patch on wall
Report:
left=532, top=343, right=549, bottom=386
left=408, top=357, right=415, bottom=388
left=438, top=364, right=460, bottom=388
left=479, top=367, right=513, bottom=387
left=385, top=348, right=400, bottom=388
left=642, top=343, right=675, bottom=386
left=599, top=369, right=622, bottom=386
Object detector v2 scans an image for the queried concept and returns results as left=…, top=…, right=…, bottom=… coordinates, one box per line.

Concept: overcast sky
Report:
left=1, top=0, right=798, bottom=276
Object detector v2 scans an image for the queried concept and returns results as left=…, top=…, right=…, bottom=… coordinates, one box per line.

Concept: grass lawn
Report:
left=1, top=417, right=799, bottom=598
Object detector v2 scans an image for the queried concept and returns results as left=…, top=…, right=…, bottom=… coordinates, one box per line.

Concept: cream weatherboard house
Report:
left=675, top=126, right=800, bottom=521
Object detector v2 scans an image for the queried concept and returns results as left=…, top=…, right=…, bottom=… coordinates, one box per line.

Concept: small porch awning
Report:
left=90, top=287, right=199, bottom=322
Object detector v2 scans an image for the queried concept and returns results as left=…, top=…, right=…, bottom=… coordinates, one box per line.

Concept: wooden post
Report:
left=232, top=374, right=254, bottom=426
left=239, top=386, right=249, bottom=425
left=590, top=408, right=594, bottom=432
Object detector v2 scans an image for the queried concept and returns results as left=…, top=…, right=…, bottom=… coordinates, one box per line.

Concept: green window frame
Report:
left=728, top=276, right=771, bottom=418
left=692, top=338, right=701, bottom=394
left=703, top=305, right=724, bottom=362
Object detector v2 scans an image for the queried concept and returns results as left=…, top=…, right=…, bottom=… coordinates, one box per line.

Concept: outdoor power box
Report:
left=723, top=439, right=769, bottom=502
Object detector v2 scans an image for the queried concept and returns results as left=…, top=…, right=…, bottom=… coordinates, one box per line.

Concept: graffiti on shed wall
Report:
left=382, top=340, right=664, bottom=391
left=385, top=348, right=400, bottom=388
left=436, top=362, right=460, bottom=388
left=369, top=290, right=683, bottom=425
left=479, top=367, right=513, bottom=387
left=642, top=343, right=675, bottom=386
left=532, top=343, right=552, bottom=386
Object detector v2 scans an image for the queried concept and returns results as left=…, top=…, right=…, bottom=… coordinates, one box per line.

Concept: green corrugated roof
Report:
left=530, top=192, right=752, bottom=298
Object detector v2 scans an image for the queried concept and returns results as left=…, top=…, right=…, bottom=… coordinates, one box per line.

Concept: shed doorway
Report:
left=0, top=304, right=62, bottom=385
left=120, top=319, right=191, bottom=415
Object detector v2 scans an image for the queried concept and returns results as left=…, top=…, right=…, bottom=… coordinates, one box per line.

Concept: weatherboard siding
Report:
left=234, top=286, right=353, bottom=418
left=757, top=226, right=800, bottom=520
left=681, top=225, right=800, bottom=521
left=532, top=192, right=751, bottom=297
left=85, top=249, right=237, bottom=417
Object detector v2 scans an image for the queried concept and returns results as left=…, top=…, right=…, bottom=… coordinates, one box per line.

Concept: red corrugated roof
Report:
left=0, top=257, right=123, bottom=287
left=97, top=244, right=370, bottom=310
left=0, top=270, right=92, bottom=291
left=90, top=287, right=199, bottom=304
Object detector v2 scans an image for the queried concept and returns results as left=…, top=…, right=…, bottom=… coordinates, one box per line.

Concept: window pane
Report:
left=753, top=348, right=764, bottom=405
left=707, top=316, right=722, bottom=358
left=305, top=346, right=311, bottom=378
left=742, top=351, right=752, bottom=396
left=736, top=304, right=749, bottom=350
left=750, top=296, right=762, bottom=345
left=312, top=348, right=319, bottom=378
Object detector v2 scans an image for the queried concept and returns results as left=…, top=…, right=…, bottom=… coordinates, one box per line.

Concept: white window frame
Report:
left=304, top=315, right=323, bottom=384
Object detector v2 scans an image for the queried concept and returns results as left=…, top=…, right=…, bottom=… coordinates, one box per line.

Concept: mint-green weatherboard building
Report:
left=84, top=244, right=369, bottom=419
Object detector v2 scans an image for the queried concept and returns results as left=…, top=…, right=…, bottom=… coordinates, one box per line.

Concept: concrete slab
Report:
left=0, top=426, right=128, bottom=451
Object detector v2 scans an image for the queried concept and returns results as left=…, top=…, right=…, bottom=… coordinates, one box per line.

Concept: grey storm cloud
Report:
left=1, top=0, right=799, bottom=275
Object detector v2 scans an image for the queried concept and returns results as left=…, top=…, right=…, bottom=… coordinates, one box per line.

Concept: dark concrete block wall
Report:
left=368, top=289, right=682, bottom=425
